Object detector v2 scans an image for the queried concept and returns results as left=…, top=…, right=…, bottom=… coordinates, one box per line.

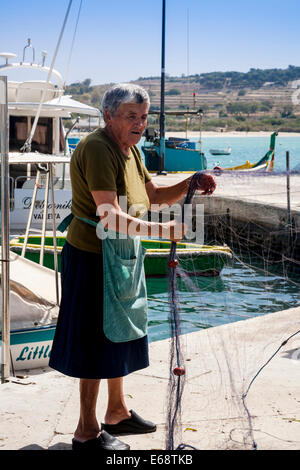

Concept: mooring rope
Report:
left=243, top=328, right=300, bottom=401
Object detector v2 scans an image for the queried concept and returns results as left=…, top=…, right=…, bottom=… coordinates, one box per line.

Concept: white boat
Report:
left=0, top=39, right=101, bottom=374
left=1, top=249, right=59, bottom=371
left=0, top=40, right=101, bottom=231
left=209, top=147, right=231, bottom=156
left=2, top=153, right=72, bottom=372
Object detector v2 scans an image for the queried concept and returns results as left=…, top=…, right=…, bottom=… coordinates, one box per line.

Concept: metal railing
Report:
left=0, top=76, right=10, bottom=382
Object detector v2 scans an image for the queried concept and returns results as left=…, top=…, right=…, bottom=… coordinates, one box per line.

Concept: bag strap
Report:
left=57, top=212, right=101, bottom=232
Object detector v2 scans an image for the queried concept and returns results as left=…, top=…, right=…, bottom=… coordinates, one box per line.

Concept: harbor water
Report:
left=139, top=134, right=300, bottom=342
left=201, top=135, right=300, bottom=172
left=3, top=135, right=300, bottom=346
left=146, top=255, right=300, bottom=342
left=70, top=134, right=300, bottom=172
left=138, top=135, right=300, bottom=172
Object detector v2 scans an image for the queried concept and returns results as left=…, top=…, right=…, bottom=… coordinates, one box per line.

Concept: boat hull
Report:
left=10, top=236, right=232, bottom=277
left=209, top=148, right=231, bottom=156
left=7, top=325, right=56, bottom=371
left=142, top=144, right=207, bottom=172
left=7, top=238, right=231, bottom=371
left=213, top=132, right=277, bottom=172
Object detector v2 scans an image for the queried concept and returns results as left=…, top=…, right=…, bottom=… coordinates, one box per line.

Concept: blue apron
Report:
left=58, top=214, right=148, bottom=343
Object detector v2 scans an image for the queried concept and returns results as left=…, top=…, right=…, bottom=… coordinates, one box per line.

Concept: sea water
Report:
left=201, top=135, right=300, bottom=172
left=139, top=135, right=300, bottom=172
left=3, top=135, right=300, bottom=343
left=146, top=257, right=300, bottom=342
left=138, top=135, right=300, bottom=341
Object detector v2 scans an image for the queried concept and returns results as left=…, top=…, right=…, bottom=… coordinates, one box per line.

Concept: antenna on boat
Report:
left=41, top=50, right=48, bottom=67
left=197, top=108, right=204, bottom=155
left=22, top=38, right=35, bottom=65
left=0, top=53, right=17, bottom=66
left=157, top=0, right=167, bottom=176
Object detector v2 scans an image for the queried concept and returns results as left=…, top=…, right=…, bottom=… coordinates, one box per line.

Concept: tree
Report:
left=281, top=105, right=294, bottom=118
left=82, top=78, right=92, bottom=87
left=91, top=88, right=102, bottom=106
left=166, top=88, right=181, bottom=96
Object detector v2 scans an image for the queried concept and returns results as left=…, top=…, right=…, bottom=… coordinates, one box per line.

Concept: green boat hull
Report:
left=10, top=236, right=232, bottom=277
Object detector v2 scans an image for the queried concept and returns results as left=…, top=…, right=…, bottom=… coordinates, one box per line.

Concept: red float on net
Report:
left=168, top=259, right=179, bottom=268
left=173, top=366, right=185, bottom=376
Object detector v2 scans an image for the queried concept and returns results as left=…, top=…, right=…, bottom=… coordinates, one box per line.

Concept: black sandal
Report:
left=101, top=410, right=156, bottom=436
left=72, top=430, right=130, bottom=450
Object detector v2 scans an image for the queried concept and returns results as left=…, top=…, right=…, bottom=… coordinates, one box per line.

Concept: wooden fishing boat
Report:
left=142, top=111, right=207, bottom=172
left=0, top=249, right=59, bottom=371
left=5, top=235, right=232, bottom=372
left=10, top=236, right=232, bottom=278
left=140, top=9, right=207, bottom=174
left=10, top=324, right=56, bottom=372
left=209, top=147, right=231, bottom=156
left=6, top=234, right=232, bottom=372
left=213, top=132, right=277, bottom=173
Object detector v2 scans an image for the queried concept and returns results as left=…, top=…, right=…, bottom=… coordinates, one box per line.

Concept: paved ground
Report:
left=152, top=172, right=300, bottom=211
left=1, top=306, right=299, bottom=451
left=151, top=172, right=300, bottom=236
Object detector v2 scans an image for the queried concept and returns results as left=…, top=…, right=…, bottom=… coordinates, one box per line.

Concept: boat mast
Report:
left=159, top=0, right=166, bottom=174
left=0, top=76, right=10, bottom=382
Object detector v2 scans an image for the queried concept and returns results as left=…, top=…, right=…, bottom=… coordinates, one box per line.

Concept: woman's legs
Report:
left=105, top=377, right=131, bottom=424
left=74, top=376, right=130, bottom=441
left=74, top=378, right=101, bottom=442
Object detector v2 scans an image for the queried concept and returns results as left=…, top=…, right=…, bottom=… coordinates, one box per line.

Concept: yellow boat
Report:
left=213, top=132, right=277, bottom=172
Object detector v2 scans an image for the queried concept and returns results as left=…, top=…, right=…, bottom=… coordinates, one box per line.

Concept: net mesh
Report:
left=161, top=167, right=300, bottom=450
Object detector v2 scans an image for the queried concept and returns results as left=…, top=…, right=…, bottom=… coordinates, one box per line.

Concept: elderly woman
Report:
left=49, top=83, right=215, bottom=451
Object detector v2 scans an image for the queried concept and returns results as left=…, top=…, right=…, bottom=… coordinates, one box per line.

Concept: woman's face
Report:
left=105, top=102, right=149, bottom=149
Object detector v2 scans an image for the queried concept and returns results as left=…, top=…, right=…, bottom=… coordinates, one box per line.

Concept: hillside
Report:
left=65, top=67, right=300, bottom=132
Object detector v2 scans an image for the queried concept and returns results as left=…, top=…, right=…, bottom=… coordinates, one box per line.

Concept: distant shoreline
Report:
left=165, top=131, right=300, bottom=138
left=70, top=130, right=300, bottom=139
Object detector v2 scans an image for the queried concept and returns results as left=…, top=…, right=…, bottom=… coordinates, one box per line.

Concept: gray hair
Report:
left=101, top=83, right=150, bottom=120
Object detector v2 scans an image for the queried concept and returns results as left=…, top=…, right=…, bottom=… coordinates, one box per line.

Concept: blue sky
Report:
left=0, top=0, right=299, bottom=86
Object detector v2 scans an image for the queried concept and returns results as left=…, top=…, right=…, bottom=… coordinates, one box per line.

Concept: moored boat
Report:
left=142, top=111, right=207, bottom=172
left=0, top=40, right=101, bottom=231
left=213, top=132, right=277, bottom=173
left=0, top=250, right=59, bottom=371
left=10, top=325, right=56, bottom=371
left=10, top=236, right=232, bottom=278
left=209, top=147, right=231, bottom=156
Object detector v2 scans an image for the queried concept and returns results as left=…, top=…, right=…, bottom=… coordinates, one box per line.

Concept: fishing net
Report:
left=146, top=159, right=300, bottom=450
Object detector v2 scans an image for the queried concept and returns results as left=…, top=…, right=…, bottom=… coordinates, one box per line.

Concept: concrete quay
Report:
left=0, top=306, right=299, bottom=451
left=152, top=172, right=300, bottom=228
left=152, top=172, right=300, bottom=268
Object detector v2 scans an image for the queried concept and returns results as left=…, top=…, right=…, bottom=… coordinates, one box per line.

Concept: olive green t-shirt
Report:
left=67, top=128, right=152, bottom=253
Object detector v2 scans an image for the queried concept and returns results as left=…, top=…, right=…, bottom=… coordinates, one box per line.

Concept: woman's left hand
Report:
left=193, top=174, right=216, bottom=195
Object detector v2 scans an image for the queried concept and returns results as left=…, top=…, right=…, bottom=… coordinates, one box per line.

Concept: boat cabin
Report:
left=0, top=40, right=101, bottom=229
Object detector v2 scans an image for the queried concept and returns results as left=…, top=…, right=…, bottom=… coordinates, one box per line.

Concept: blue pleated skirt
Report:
left=49, top=241, right=149, bottom=379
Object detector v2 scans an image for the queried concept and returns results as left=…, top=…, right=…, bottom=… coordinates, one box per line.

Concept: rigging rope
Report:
left=63, top=0, right=83, bottom=88
left=21, top=0, right=74, bottom=153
